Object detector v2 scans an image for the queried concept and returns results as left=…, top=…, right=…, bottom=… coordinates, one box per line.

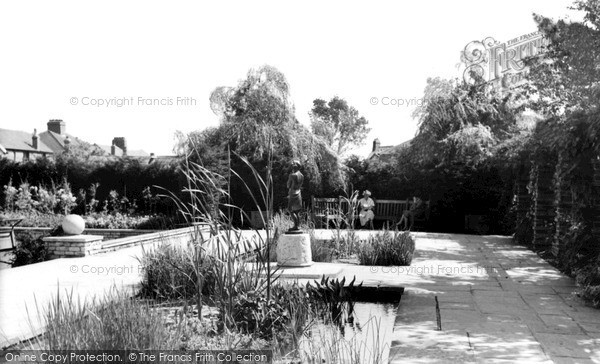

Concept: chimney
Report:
left=32, top=129, right=38, bottom=149
left=373, top=138, right=381, bottom=152
left=47, top=119, right=66, bottom=135
left=112, top=137, right=127, bottom=156
left=149, top=152, right=156, bottom=164
left=111, top=144, right=116, bottom=155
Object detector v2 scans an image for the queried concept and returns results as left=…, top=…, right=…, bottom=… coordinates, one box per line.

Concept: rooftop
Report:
left=0, top=128, right=54, bottom=154
left=367, top=138, right=412, bottom=163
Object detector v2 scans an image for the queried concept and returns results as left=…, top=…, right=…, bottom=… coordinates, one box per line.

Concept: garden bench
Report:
left=310, top=197, right=348, bottom=229
left=0, top=218, right=23, bottom=253
left=311, top=196, right=430, bottom=229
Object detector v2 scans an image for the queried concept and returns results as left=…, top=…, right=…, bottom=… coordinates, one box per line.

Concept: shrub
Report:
left=231, top=283, right=309, bottom=340
left=0, top=156, right=183, bottom=216
left=0, top=210, right=62, bottom=228
left=0, top=210, right=175, bottom=230
left=3, top=179, right=18, bottom=211
left=35, top=185, right=58, bottom=213
left=56, top=180, right=77, bottom=214
left=356, top=230, right=415, bottom=266
left=1, top=179, right=78, bottom=215
left=12, top=231, right=49, bottom=267
left=84, top=212, right=175, bottom=230
left=576, top=262, right=600, bottom=308
left=137, top=243, right=215, bottom=301
left=15, top=183, right=35, bottom=211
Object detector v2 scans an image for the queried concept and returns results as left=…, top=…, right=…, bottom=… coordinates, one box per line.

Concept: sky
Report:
left=0, top=0, right=584, bottom=157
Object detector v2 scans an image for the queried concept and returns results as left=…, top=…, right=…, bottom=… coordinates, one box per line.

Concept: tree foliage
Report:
left=523, top=0, right=600, bottom=116
left=310, top=96, right=371, bottom=156
left=178, top=66, right=346, bottom=211
left=408, top=77, right=518, bottom=170
left=519, top=0, right=600, bottom=166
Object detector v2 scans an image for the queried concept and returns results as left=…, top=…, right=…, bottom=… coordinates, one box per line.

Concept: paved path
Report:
left=1, top=231, right=599, bottom=363
left=0, top=243, right=146, bottom=347
left=331, top=233, right=600, bottom=363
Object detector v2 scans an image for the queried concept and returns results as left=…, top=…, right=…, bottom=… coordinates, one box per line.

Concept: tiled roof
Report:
left=39, top=131, right=65, bottom=153
left=367, top=139, right=412, bottom=162
left=0, top=128, right=54, bottom=153
left=2, top=125, right=150, bottom=159
left=127, top=149, right=150, bottom=157
left=97, top=144, right=123, bottom=157
left=96, top=144, right=149, bottom=157
left=39, top=130, right=90, bottom=154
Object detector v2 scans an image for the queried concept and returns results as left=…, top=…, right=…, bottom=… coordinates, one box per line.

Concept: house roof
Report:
left=38, top=130, right=93, bottom=154
left=0, top=128, right=54, bottom=154
left=367, top=139, right=412, bottom=163
left=148, top=155, right=180, bottom=164
left=1, top=124, right=150, bottom=159
left=97, top=144, right=123, bottom=157
left=96, top=144, right=149, bottom=157
left=126, top=149, right=150, bottom=157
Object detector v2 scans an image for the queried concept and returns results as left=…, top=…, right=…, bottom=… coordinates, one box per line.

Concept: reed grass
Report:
left=357, top=229, right=415, bottom=266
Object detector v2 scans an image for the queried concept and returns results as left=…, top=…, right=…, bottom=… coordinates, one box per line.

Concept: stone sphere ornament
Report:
left=62, top=214, right=85, bottom=235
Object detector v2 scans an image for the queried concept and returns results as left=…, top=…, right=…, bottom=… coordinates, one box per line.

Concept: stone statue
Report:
left=287, top=160, right=304, bottom=232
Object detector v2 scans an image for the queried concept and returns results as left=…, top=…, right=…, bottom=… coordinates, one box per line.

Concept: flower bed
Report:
left=0, top=210, right=175, bottom=230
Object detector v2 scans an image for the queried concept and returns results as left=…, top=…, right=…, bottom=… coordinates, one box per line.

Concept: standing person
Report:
left=287, top=160, right=304, bottom=232
left=358, top=190, right=375, bottom=229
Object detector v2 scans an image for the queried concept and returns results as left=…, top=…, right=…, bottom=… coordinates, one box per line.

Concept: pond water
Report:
left=293, top=298, right=400, bottom=364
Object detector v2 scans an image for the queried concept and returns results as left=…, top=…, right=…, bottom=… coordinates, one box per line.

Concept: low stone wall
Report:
left=43, top=227, right=266, bottom=259
left=14, top=227, right=161, bottom=243
left=99, top=227, right=200, bottom=254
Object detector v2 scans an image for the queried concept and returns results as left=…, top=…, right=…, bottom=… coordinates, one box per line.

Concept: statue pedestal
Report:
left=277, top=233, right=313, bottom=267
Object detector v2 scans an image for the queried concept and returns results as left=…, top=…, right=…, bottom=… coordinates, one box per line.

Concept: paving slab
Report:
left=267, top=262, right=343, bottom=279
left=534, top=333, right=600, bottom=359
left=349, top=233, right=600, bottom=363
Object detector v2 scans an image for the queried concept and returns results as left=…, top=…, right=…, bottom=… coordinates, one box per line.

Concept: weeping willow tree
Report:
left=394, top=77, right=522, bottom=233
left=408, top=77, right=520, bottom=170
left=179, top=65, right=345, bottom=213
